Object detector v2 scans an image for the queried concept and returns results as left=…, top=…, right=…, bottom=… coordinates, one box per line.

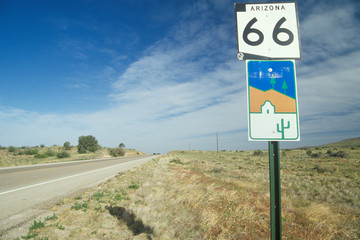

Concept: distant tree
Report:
left=8, top=146, right=16, bottom=152
left=77, top=135, right=99, bottom=153
left=270, top=76, right=276, bottom=89
left=63, top=141, right=71, bottom=150
left=118, top=143, right=125, bottom=149
left=282, top=80, right=288, bottom=94
left=40, top=144, right=45, bottom=148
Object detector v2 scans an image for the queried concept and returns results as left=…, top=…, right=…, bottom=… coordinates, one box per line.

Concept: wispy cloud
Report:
left=300, top=1, right=360, bottom=62
left=296, top=1, right=360, bottom=140
left=1, top=0, right=359, bottom=152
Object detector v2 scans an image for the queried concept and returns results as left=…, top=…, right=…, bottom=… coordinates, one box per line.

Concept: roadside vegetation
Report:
left=15, top=145, right=359, bottom=239
left=0, top=136, right=143, bottom=167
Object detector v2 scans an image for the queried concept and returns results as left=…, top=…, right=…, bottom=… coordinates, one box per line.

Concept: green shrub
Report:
left=57, top=151, right=70, bottom=158
left=8, top=146, right=16, bottom=152
left=45, top=213, right=58, bottom=221
left=44, top=150, right=55, bottom=156
left=71, top=201, right=88, bottom=211
left=115, top=193, right=125, bottom=201
left=24, top=149, right=39, bottom=155
left=77, top=148, right=87, bottom=154
left=92, top=191, right=105, bottom=201
left=20, top=232, right=39, bottom=239
left=128, top=182, right=139, bottom=189
left=34, top=153, right=48, bottom=159
left=253, top=150, right=263, bottom=156
left=29, top=219, right=45, bottom=231
left=328, top=151, right=347, bottom=158
left=108, top=148, right=125, bottom=157
left=312, top=164, right=334, bottom=173
left=306, top=149, right=312, bottom=156
left=170, top=158, right=183, bottom=164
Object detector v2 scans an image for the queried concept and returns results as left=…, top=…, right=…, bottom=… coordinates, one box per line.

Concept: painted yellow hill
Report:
left=249, top=86, right=296, bottom=113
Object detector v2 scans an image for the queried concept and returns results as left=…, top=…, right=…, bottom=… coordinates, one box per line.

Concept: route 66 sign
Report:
left=235, top=2, right=301, bottom=60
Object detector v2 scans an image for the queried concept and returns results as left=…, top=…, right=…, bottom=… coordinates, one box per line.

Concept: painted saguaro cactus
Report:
left=277, top=118, right=290, bottom=139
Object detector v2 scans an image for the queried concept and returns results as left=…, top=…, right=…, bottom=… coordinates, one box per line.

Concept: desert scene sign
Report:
left=246, top=60, right=300, bottom=141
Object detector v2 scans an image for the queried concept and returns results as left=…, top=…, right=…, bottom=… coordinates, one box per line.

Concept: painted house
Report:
left=261, top=101, right=275, bottom=115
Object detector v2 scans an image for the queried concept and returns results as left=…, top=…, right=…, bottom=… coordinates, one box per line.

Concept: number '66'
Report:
left=243, top=17, right=294, bottom=46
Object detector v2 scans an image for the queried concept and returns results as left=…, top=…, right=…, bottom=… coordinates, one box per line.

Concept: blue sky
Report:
left=1, top=0, right=360, bottom=153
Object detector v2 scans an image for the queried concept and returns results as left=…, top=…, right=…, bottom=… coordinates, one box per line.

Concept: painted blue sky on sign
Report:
left=247, top=61, right=296, bottom=99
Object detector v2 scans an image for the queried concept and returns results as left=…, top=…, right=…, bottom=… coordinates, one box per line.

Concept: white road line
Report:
left=0, top=158, right=147, bottom=196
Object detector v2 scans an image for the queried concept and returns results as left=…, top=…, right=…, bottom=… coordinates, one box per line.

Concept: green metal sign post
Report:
left=268, top=141, right=281, bottom=240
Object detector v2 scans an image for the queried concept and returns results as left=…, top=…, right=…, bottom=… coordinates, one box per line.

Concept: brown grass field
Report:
left=7, top=146, right=360, bottom=239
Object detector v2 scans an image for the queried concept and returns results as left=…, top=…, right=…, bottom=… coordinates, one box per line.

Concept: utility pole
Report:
left=216, top=133, right=219, bottom=153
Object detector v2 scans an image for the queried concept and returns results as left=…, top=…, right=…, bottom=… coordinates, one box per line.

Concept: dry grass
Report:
left=13, top=148, right=360, bottom=239
left=0, top=146, right=145, bottom=167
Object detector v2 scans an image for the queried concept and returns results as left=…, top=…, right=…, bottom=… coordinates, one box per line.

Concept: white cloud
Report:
left=300, top=1, right=360, bottom=60
left=296, top=0, right=360, bottom=140
left=1, top=0, right=359, bottom=153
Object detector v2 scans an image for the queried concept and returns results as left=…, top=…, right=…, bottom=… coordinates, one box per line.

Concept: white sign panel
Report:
left=235, top=2, right=301, bottom=60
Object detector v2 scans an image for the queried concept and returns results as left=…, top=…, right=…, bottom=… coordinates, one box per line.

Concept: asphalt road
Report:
left=0, top=155, right=157, bottom=235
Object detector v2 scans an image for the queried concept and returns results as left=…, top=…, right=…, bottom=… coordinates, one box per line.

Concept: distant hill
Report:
left=321, top=137, right=360, bottom=148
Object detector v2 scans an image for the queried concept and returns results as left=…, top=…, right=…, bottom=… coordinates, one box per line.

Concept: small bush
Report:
left=57, top=151, right=70, bottom=158
left=115, top=193, right=126, bottom=201
left=34, top=153, right=48, bottom=159
left=253, top=150, right=263, bottom=156
left=210, top=168, right=223, bottom=173
left=21, top=232, right=39, bottom=239
left=8, top=146, right=16, bottom=152
left=312, top=164, right=334, bottom=173
left=306, top=149, right=312, bottom=156
left=71, top=201, right=88, bottom=211
left=77, top=148, right=87, bottom=154
left=45, top=213, right=58, bottom=221
left=29, top=219, right=45, bottom=232
left=128, top=182, right=139, bottom=189
left=92, top=191, right=105, bottom=202
left=45, top=150, right=56, bottom=157
left=108, top=148, right=125, bottom=157
left=24, top=149, right=39, bottom=155
left=328, top=151, right=347, bottom=158
left=170, top=158, right=183, bottom=164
